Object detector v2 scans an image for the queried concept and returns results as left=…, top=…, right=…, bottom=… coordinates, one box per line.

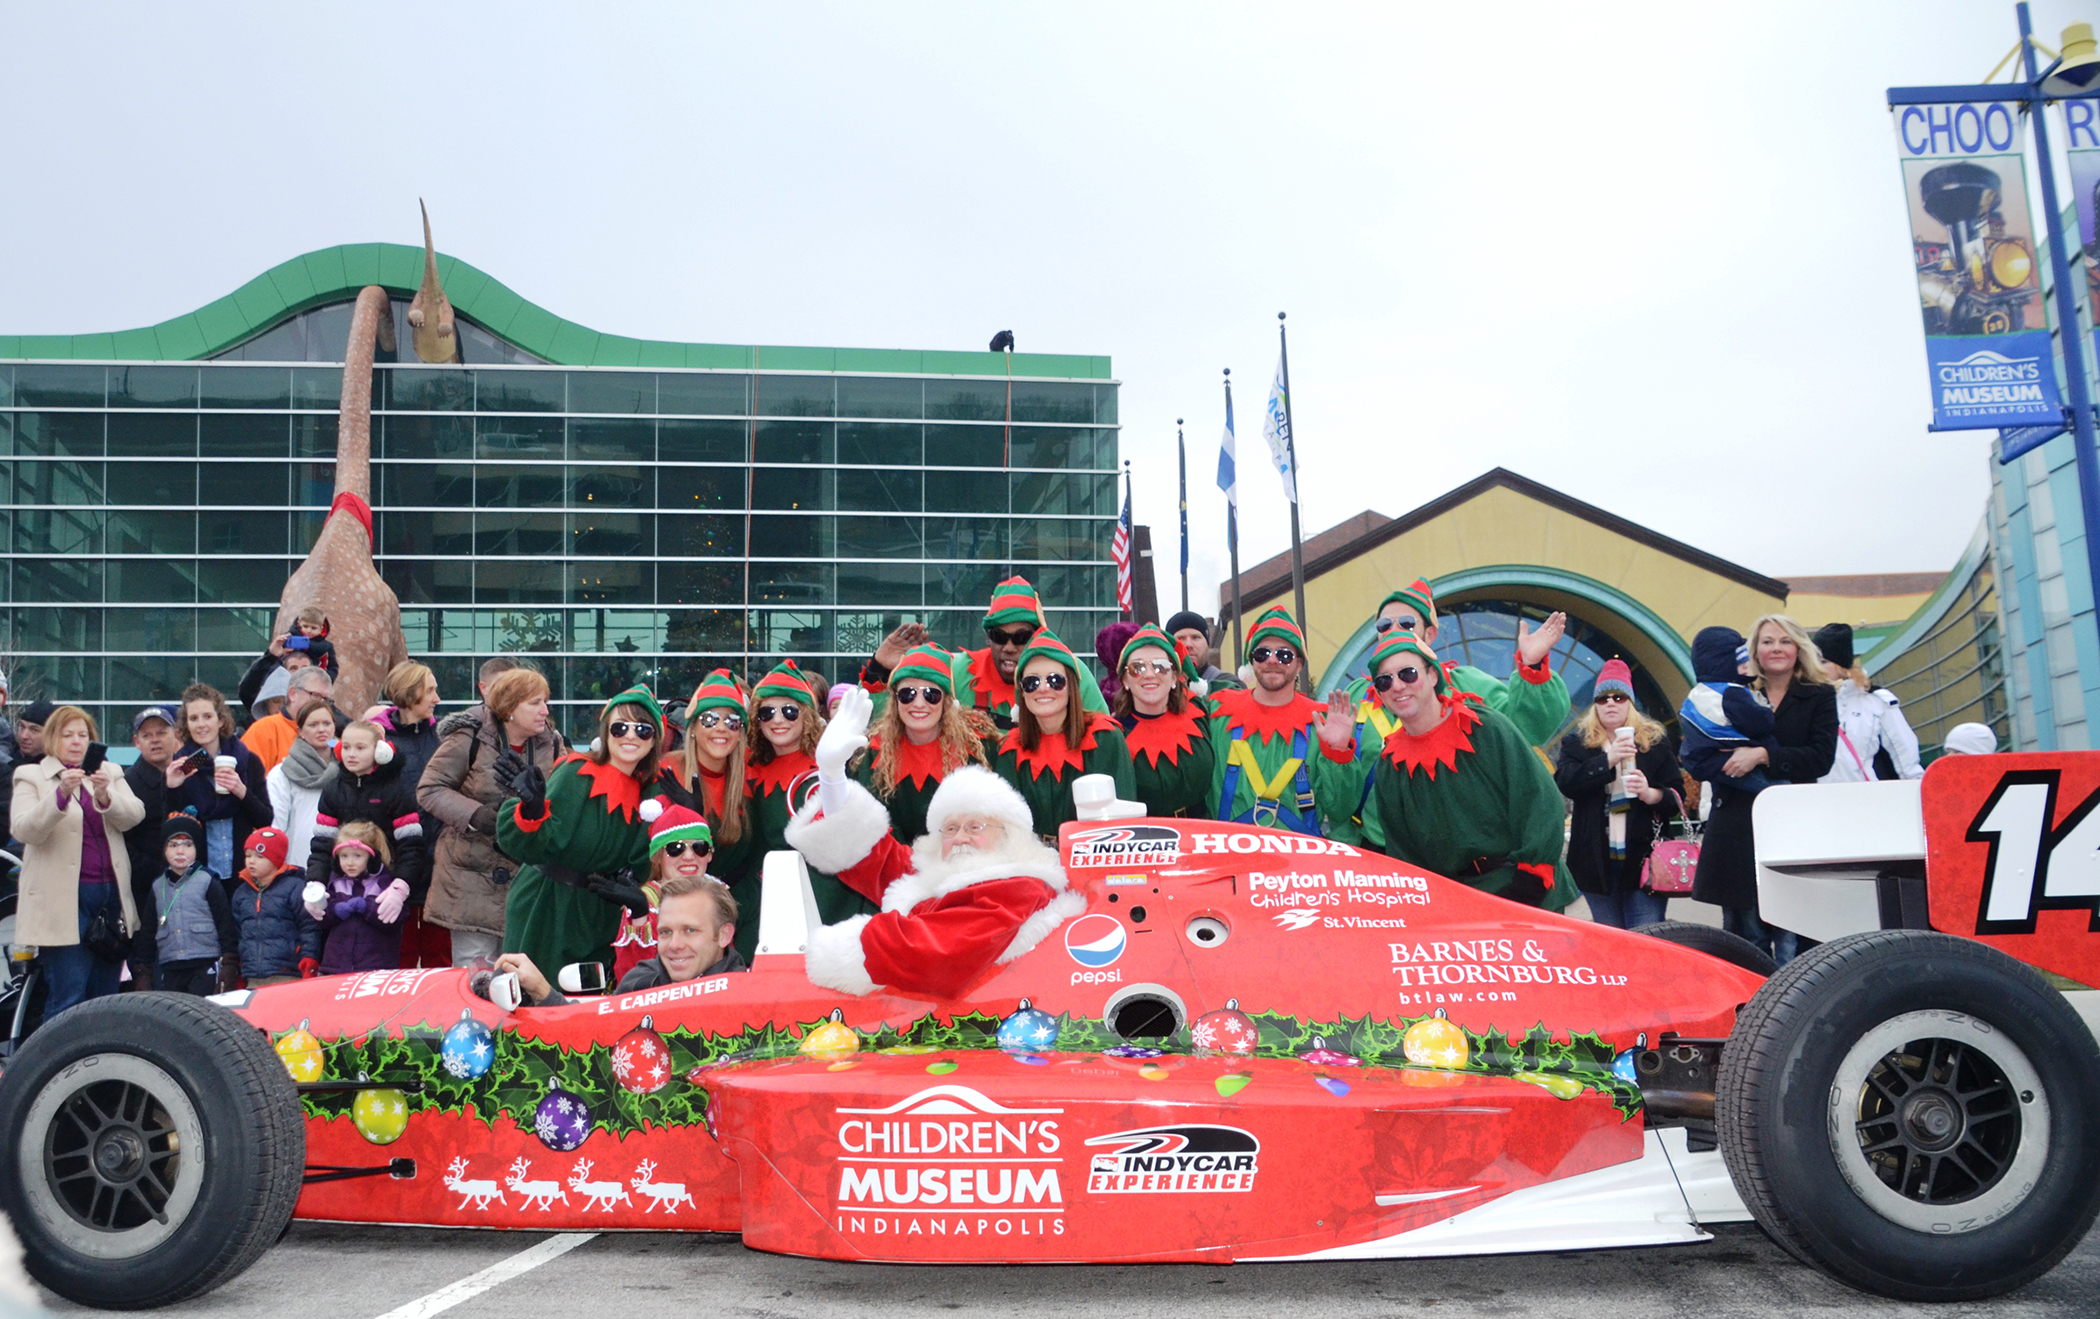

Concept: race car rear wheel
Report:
left=0, top=992, right=305, bottom=1309
left=1718, top=930, right=2100, bottom=1301
left=1630, top=920, right=1777, bottom=976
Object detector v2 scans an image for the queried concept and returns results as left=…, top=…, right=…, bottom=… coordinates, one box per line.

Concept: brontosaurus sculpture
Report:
left=408, top=199, right=461, bottom=365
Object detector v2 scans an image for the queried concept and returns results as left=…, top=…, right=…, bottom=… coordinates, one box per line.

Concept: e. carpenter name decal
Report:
left=595, top=974, right=732, bottom=1014
left=1085, top=1124, right=1260, bottom=1194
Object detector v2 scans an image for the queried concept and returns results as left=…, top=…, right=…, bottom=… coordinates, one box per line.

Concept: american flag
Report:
left=1111, top=480, right=1134, bottom=615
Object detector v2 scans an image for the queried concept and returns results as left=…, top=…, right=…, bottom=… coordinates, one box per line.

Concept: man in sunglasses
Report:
left=859, top=576, right=1107, bottom=730
left=1345, top=579, right=1572, bottom=752
left=1200, top=606, right=1362, bottom=836
left=1362, top=634, right=1574, bottom=910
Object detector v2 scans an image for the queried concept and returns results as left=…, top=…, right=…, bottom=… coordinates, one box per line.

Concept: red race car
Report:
left=3, top=755, right=2097, bottom=1309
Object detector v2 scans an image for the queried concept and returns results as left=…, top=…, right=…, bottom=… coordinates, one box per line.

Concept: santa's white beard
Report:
left=909, top=828, right=1054, bottom=887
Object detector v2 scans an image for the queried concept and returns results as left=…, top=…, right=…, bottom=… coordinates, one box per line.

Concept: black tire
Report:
left=0, top=992, right=306, bottom=1309
left=1630, top=920, right=1777, bottom=977
left=1718, top=930, right=2100, bottom=1301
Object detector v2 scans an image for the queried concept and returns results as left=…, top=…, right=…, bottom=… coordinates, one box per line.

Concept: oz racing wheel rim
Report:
left=18, top=1052, right=207, bottom=1258
left=1827, top=1010, right=2049, bottom=1235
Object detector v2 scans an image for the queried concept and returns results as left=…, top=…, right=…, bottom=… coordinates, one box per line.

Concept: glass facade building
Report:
left=0, top=258, right=1119, bottom=741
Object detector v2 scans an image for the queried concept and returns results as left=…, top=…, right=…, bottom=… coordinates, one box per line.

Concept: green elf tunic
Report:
left=853, top=732, right=1000, bottom=846
left=1369, top=700, right=1578, bottom=910
left=683, top=761, right=764, bottom=962
left=1119, top=704, right=1217, bottom=818
left=749, top=749, right=875, bottom=927
left=1202, top=688, right=1365, bottom=836
left=992, top=714, right=1137, bottom=841
left=498, top=755, right=652, bottom=980
left=1347, top=654, right=1571, bottom=749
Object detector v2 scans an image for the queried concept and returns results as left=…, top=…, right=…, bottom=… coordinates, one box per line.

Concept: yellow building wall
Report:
left=1784, top=590, right=1937, bottom=630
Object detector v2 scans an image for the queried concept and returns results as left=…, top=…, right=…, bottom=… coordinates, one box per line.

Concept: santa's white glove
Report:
left=815, top=686, right=872, bottom=817
left=375, top=878, right=411, bottom=924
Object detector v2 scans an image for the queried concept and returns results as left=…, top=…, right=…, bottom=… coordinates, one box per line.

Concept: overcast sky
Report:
left=3, top=2, right=2091, bottom=611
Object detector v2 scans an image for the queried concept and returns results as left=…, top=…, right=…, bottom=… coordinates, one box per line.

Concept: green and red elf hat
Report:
left=753, top=659, right=818, bottom=707
left=1117, top=622, right=1183, bottom=674
left=1367, top=633, right=1448, bottom=695
left=1246, top=606, right=1307, bottom=654
left=604, top=683, right=666, bottom=725
left=983, top=577, right=1046, bottom=631
left=639, top=796, right=714, bottom=855
left=1378, top=578, right=1437, bottom=627
left=1013, top=629, right=1082, bottom=682
left=684, top=668, right=747, bottom=721
left=891, top=644, right=960, bottom=697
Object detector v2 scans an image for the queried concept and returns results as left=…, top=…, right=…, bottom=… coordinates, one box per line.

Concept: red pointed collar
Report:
left=748, top=750, right=816, bottom=799
left=1211, top=687, right=1322, bottom=744
left=563, top=752, right=645, bottom=823
left=1121, top=706, right=1205, bottom=768
left=968, top=646, right=1016, bottom=712
left=871, top=734, right=950, bottom=791
left=1001, top=713, right=1112, bottom=780
left=1380, top=702, right=1482, bottom=780
left=693, top=763, right=730, bottom=819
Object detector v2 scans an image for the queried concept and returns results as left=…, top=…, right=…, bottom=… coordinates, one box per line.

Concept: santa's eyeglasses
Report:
left=1019, top=672, right=1068, bottom=693
left=1372, top=667, right=1424, bottom=691
left=939, top=819, right=996, bottom=838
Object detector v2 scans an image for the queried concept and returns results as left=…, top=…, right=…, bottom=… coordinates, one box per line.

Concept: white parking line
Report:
left=369, top=1233, right=596, bottom=1319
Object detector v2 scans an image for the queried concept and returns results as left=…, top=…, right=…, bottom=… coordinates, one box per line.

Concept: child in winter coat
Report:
left=306, top=720, right=426, bottom=906
left=151, top=811, right=239, bottom=995
left=305, top=820, right=409, bottom=974
left=231, top=826, right=321, bottom=985
left=1677, top=626, right=1778, bottom=797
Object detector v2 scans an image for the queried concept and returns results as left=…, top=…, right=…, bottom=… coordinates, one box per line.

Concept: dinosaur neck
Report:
left=335, top=285, right=388, bottom=502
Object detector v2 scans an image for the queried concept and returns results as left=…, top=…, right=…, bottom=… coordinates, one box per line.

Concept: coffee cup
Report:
left=213, top=754, right=237, bottom=793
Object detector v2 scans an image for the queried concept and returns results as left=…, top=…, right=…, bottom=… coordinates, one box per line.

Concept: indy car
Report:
left=2, top=756, right=2096, bottom=1310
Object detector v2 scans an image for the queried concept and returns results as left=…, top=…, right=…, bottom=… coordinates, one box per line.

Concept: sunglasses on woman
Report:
left=1252, top=646, right=1297, bottom=666
left=661, top=840, right=711, bottom=858
left=1372, top=666, right=1423, bottom=691
left=695, top=711, right=744, bottom=731
left=1020, top=672, right=1068, bottom=693
left=1594, top=692, right=1630, bottom=705
left=1373, top=616, right=1419, bottom=635
left=756, top=704, right=801, bottom=724
left=894, top=684, right=944, bottom=705
left=1124, top=659, right=1175, bottom=678
left=608, top=721, right=656, bottom=740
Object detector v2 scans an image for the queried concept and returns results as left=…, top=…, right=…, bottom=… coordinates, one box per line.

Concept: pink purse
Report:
left=1641, top=790, right=1697, bottom=894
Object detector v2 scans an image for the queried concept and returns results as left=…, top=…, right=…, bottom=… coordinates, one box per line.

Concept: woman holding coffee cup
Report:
left=1553, top=659, right=1682, bottom=929
left=168, top=682, right=272, bottom=879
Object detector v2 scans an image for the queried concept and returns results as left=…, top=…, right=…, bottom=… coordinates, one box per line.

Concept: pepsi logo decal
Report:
left=1064, top=914, right=1127, bottom=968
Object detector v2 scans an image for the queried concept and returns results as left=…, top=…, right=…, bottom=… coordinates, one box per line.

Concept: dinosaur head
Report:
left=407, top=199, right=460, bottom=364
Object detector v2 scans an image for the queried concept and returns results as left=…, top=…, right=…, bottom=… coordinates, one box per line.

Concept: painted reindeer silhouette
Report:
left=443, top=1157, right=506, bottom=1211
left=568, top=1159, right=632, bottom=1213
left=631, top=1159, right=695, bottom=1213
left=506, top=1157, right=568, bottom=1211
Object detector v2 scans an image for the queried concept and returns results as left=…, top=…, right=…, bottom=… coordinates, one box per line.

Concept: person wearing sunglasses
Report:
left=858, top=576, right=1110, bottom=730
left=1553, top=660, right=1683, bottom=929
left=498, top=685, right=676, bottom=987
left=1111, top=623, right=1217, bottom=818
left=1344, top=579, right=1574, bottom=753
left=1364, top=634, right=1574, bottom=910
left=856, top=644, right=998, bottom=846
left=988, top=630, right=1136, bottom=839
left=672, top=669, right=761, bottom=957
left=1201, top=606, right=1361, bottom=836
left=745, top=659, right=873, bottom=932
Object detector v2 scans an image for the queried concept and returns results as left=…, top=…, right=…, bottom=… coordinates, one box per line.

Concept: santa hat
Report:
left=1012, top=629, right=1081, bottom=684
left=1117, top=623, right=1182, bottom=674
left=891, top=644, right=960, bottom=697
left=982, top=577, right=1045, bottom=631
left=1593, top=658, right=1636, bottom=703
left=640, top=795, right=714, bottom=854
left=1246, top=607, right=1305, bottom=655
left=684, top=669, right=747, bottom=722
left=924, top=764, right=1035, bottom=842
left=244, top=826, right=291, bottom=872
left=754, top=659, right=818, bottom=707
left=1368, top=633, right=1447, bottom=695
left=1378, top=579, right=1437, bottom=628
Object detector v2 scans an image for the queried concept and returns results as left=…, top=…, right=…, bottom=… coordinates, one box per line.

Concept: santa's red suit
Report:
left=785, top=765, right=1086, bottom=999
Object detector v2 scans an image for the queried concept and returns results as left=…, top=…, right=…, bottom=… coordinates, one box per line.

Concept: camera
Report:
left=285, top=635, right=311, bottom=651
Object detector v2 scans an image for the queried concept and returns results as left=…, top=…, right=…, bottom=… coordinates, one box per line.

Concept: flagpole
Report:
left=1278, top=312, right=1309, bottom=692
left=1177, top=418, right=1189, bottom=613
left=1122, top=460, right=1135, bottom=621
left=1223, top=368, right=1245, bottom=670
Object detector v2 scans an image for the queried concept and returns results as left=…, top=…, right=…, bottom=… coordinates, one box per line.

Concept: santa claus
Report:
left=786, top=688, right=1087, bottom=998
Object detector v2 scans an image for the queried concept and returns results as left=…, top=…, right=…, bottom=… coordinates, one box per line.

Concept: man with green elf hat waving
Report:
left=1347, top=578, right=1570, bottom=748
left=1202, top=606, right=1362, bottom=836
left=860, top=575, right=1106, bottom=730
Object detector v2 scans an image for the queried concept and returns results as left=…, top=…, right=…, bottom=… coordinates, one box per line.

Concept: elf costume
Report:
left=747, top=659, right=873, bottom=929
left=677, top=669, right=763, bottom=958
left=1203, top=608, right=1363, bottom=835
left=1365, top=636, right=1577, bottom=910
left=1115, top=624, right=1216, bottom=818
left=991, top=630, right=1136, bottom=839
left=498, top=685, right=664, bottom=980
left=859, top=576, right=1107, bottom=729
left=1346, top=579, right=1571, bottom=749
left=854, top=645, right=1000, bottom=844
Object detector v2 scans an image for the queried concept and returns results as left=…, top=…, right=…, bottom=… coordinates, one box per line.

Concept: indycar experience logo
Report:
left=1067, top=824, right=1181, bottom=868
left=1085, top=1124, right=1260, bottom=1194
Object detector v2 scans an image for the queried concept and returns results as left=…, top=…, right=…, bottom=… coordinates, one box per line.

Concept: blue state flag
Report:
left=1217, top=390, right=1237, bottom=505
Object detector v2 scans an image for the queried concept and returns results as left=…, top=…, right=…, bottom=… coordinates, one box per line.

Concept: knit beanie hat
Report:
left=684, top=669, right=747, bottom=721
left=1164, top=610, right=1210, bottom=639
left=891, top=644, right=960, bottom=697
left=1813, top=623, right=1855, bottom=670
left=753, top=659, right=818, bottom=707
left=1246, top=607, right=1306, bottom=655
left=1013, top=629, right=1081, bottom=685
left=244, top=826, right=291, bottom=872
left=162, top=810, right=206, bottom=849
left=604, top=683, right=666, bottom=726
left=1378, top=579, right=1437, bottom=628
left=1943, top=722, right=1998, bottom=755
left=827, top=682, right=855, bottom=710
left=1593, top=658, right=1636, bottom=703
left=1117, top=623, right=1181, bottom=672
left=19, top=699, right=57, bottom=727
left=983, top=577, right=1046, bottom=631
left=1368, top=633, right=1447, bottom=694
left=1095, top=621, right=1140, bottom=676
left=640, top=796, right=714, bottom=854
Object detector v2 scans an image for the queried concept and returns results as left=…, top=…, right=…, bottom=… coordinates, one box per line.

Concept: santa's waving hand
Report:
left=786, top=687, right=1086, bottom=998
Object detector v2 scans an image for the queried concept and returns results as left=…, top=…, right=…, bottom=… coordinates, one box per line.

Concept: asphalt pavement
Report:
left=34, top=1218, right=2100, bottom=1319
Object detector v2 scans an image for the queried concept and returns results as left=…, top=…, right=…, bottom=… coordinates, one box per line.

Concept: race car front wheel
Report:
left=0, top=992, right=305, bottom=1309
left=1718, top=930, right=2100, bottom=1301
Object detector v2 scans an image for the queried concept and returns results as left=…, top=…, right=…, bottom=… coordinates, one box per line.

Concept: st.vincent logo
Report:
left=1273, top=907, right=1323, bottom=931
left=1067, top=824, right=1181, bottom=868
left=1063, top=914, right=1127, bottom=968
left=1086, top=1124, right=1261, bottom=1193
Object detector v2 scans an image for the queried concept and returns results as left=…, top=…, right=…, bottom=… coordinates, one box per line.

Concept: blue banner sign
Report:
left=1893, top=101, right=2064, bottom=429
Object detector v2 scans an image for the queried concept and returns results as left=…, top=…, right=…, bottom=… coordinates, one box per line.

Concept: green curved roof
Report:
left=0, top=242, right=1110, bottom=379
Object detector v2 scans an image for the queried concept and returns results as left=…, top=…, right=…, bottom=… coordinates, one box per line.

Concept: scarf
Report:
left=279, top=737, right=338, bottom=792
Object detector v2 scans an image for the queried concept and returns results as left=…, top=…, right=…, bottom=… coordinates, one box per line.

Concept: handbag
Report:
left=81, top=887, right=131, bottom=962
left=1641, top=790, right=1699, bottom=894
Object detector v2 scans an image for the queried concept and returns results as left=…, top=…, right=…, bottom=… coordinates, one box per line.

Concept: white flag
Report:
left=1261, top=357, right=1297, bottom=504
left=1216, top=386, right=1237, bottom=506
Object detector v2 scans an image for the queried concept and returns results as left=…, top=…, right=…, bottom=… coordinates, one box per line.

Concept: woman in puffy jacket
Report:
left=1811, top=624, right=1923, bottom=783
left=415, top=667, right=565, bottom=968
